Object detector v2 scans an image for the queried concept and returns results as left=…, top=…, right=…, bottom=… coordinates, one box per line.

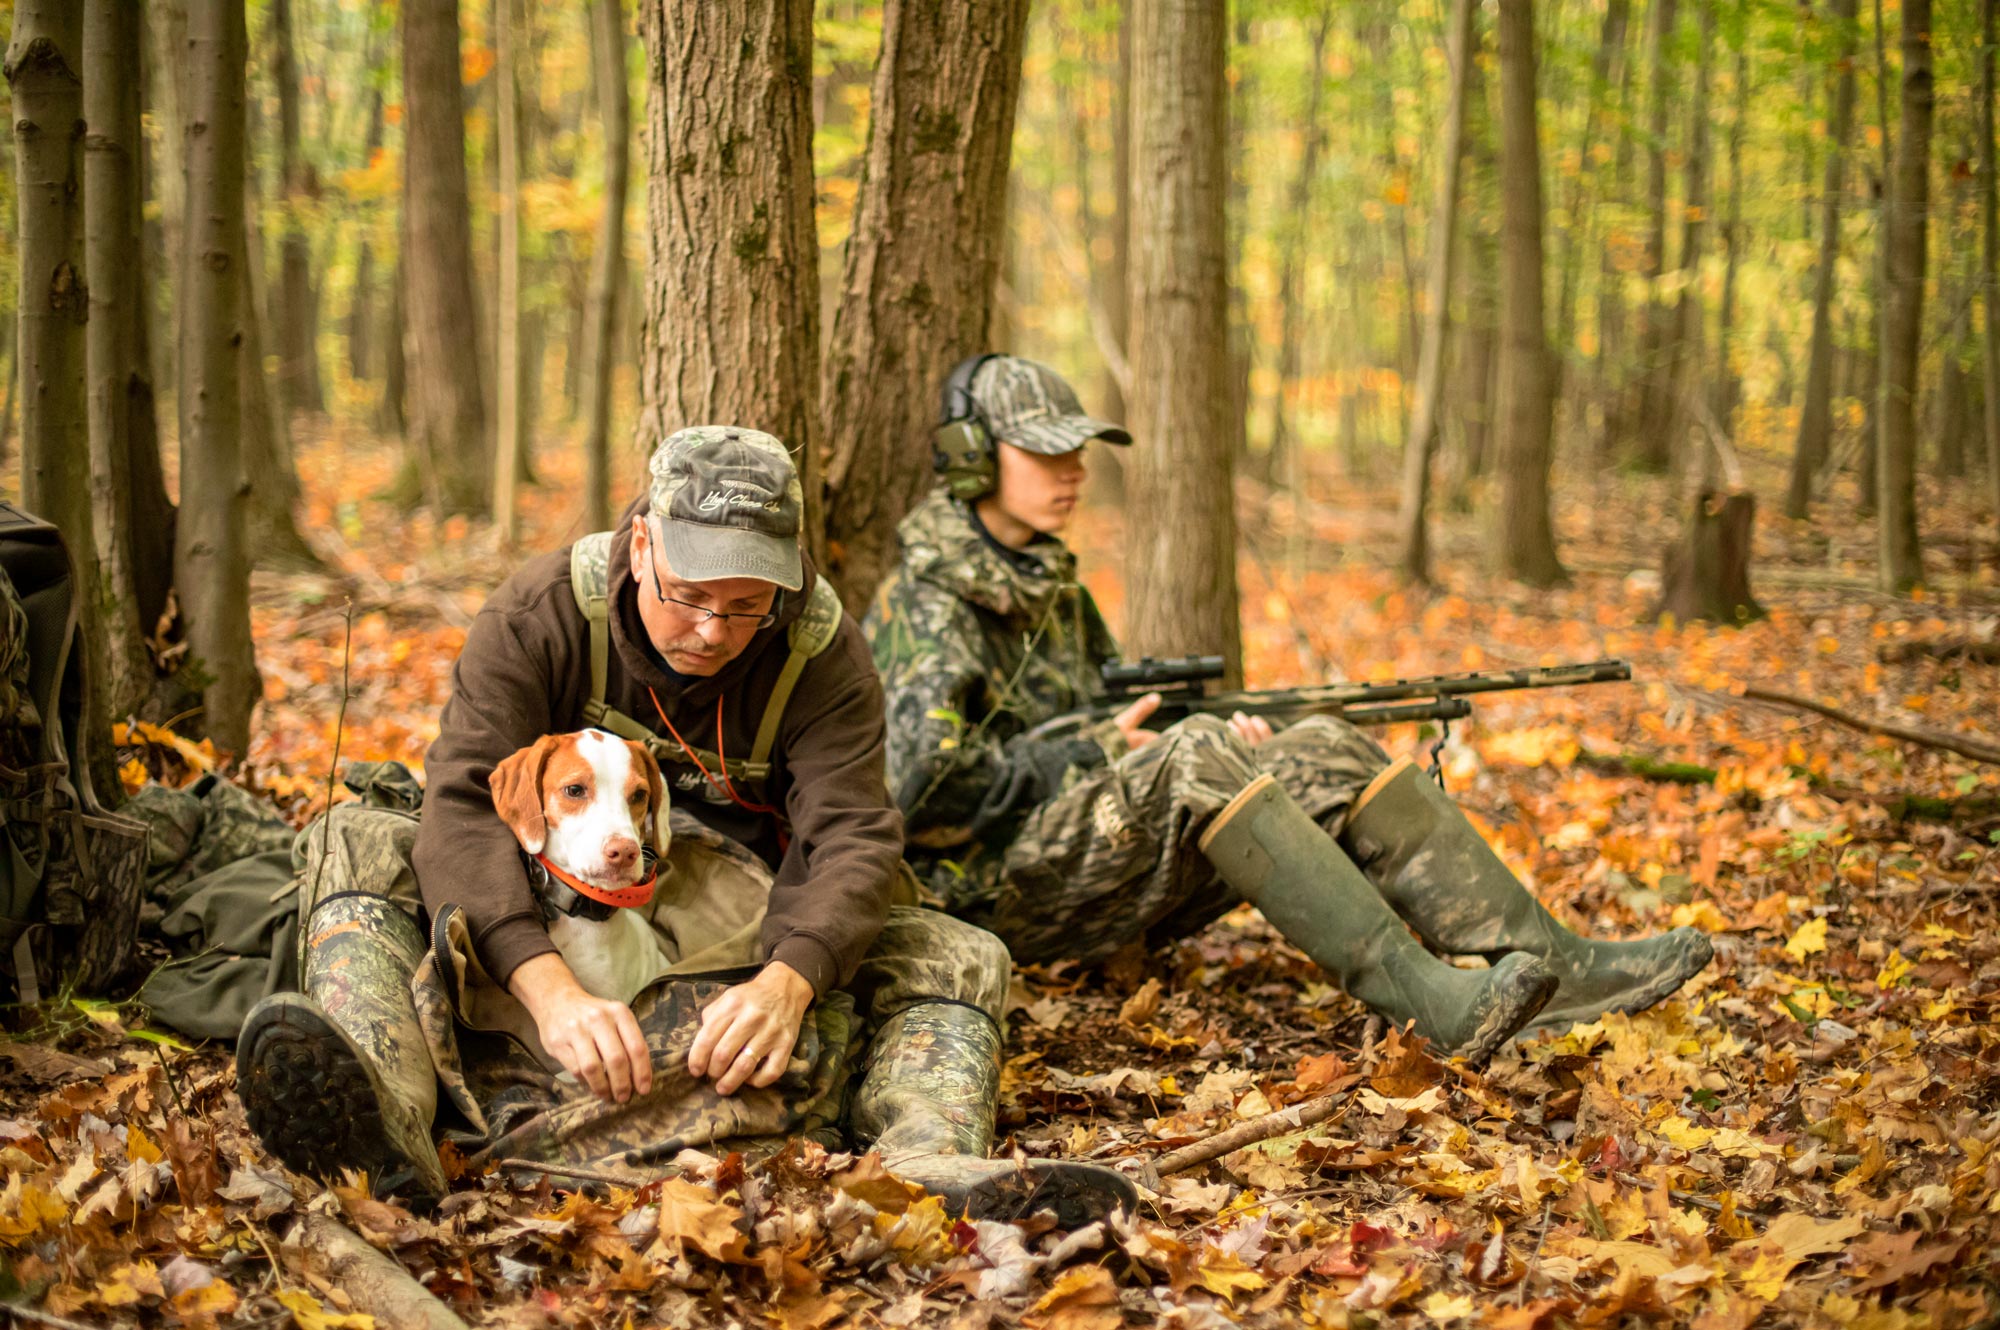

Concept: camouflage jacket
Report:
left=864, top=491, right=1123, bottom=911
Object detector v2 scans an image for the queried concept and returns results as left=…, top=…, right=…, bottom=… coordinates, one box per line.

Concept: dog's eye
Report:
left=562, top=783, right=587, bottom=800
left=629, top=789, right=646, bottom=804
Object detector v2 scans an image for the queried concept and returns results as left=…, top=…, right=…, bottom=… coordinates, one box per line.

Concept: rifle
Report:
left=1025, top=656, right=1634, bottom=740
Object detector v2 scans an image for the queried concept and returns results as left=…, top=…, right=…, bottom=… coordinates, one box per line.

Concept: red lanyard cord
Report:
left=647, top=687, right=777, bottom=817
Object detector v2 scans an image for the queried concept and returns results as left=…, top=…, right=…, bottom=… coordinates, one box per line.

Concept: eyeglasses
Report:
left=644, top=534, right=780, bottom=628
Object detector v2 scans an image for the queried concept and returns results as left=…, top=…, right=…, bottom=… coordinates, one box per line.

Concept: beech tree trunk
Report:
left=240, top=186, right=316, bottom=569
left=819, top=0, right=1029, bottom=610
left=8, top=5, right=98, bottom=623
left=494, top=0, right=522, bottom=545
left=1631, top=0, right=1678, bottom=471
left=1087, top=11, right=1133, bottom=506
left=1124, top=0, right=1241, bottom=682
left=177, top=0, right=260, bottom=756
left=1595, top=8, right=1639, bottom=455
left=1493, top=0, right=1566, bottom=586
left=1878, top=0, right=1930, bottom=592
left=1551, top=0, right=1629, bottom=409
left=1790, top=0, right=1859, bottom=519
left=271, top=0, right=320, bottom=416
left=1454, top=50, right=1499, bottom=489
left=636, top=0, right=821, bottom=548
left=400, top=0, right=490, bottom=515
left=1658, top=0, right=1714, bottom=478
left=148, top=0, right=189, bottom=398
left=1714, top=44, right=1748, bottom=432
left=348, top=86, right=385, bottom=383
left=82, top=0, right=160, bottom=722
left=1984, top=0, right=2000, bottom=519
left=581, top=0, right=630, bottom=535
left=1395, top=0, right=1476, bottom=585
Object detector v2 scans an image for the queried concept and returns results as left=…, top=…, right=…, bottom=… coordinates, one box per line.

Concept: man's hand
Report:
left=1112, top=692, right=1163, bottom=750
left=509, top=952, right=653, bottom=1104
left=688, top=961, right=814, bottom=1096
left=1227, top=710, right=1274, bottom=746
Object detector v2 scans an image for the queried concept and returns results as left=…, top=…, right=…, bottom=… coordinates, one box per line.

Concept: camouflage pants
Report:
left=294, top=805, right=1009, bottom=1173
left=984, top=714, right=1390, bottom=965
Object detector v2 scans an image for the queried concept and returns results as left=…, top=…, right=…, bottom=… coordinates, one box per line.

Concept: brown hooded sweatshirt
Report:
left=412, top=504, right=901, bottom=997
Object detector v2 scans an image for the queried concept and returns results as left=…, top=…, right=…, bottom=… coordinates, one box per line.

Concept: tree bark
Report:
left=636, top=0, right=820, bottom=547
left=1264, top=4, right=1333, bottom=489
left=1631, top=0, right=1678, bottom=471
left=1124, top=0, right=1241, bottom=682
left=177, top=0, right=260, bottom=756
left=347, top=85, right=385, bottom=383
left=1877, top=0, right=1930, bottom=592
left=8, top=5, right=98, bottom=630
left=240, top=184, right=317, bottom=569
left=1658, top=0, right=1714, bottom=479
left=1652, top=489, right=1764, bottom=625
left=1093, top=10, right=1133, bottom=504
left=1394, top=0, right=1476, bottom=585
left=1454, top=50, right=1499, bottom=489
left=1595, top=3, right=1640, bottom=456
left=400, top=0, right=490, bottom=515
left=1551, top=0, right=1629, bottom=409
left=271, top=0, right=321, bottom=416
left=581, top=0, right=630, bottom=535
left=1493, top=0, right=1566, bottom=587
left=819, top=0, right=1029, bottom=610
left=494, top=0, right=522, bottom=545
left=148, top=0, right=189, bottom=399
left=1790, top=0, right=1859, bottom=519
left=82, top=0, right=159, bottom=723
left=1984, top=0, right=2000, bottom=519
left=1714, top=43, right=1748, bottom=433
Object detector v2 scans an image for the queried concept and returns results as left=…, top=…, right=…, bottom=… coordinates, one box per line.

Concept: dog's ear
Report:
left=490, top=736, right=560, bottom=855
left=627, top=739, right=668, bottom=855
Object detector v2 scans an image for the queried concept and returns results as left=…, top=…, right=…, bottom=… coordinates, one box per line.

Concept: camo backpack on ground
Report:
left=0, top=501, right=148, bottom=1004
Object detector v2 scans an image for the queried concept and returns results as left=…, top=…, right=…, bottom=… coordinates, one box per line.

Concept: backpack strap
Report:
left=569, top=532, right=618, bottom=733
left=749, top=577, right=843, bottom=768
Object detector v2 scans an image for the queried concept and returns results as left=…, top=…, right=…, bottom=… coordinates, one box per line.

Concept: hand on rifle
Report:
left=1226, top=711, right=1274, bottom=746
left=1112, top=692, right=1163, bottom=750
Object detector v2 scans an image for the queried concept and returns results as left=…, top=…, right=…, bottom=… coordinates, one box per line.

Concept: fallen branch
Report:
left=1721, top=685, right=2000, bottom=768
left=293, top=1214, right=468, bottom=1330
left=1876, top=638, right=2000, bottom=666
left=1577, top=750, right=1720, bottom=785
left=1581, top=748, right=2000, bottom=823
left=1152, top=1087, right=1353, bottom=1178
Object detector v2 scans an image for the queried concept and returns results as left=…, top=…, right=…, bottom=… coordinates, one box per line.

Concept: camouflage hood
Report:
left=891, top=490, right=1081, bottom=626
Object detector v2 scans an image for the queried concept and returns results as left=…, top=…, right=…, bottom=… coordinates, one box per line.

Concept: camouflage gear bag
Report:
left=0, top=502, right=147, bottom=1004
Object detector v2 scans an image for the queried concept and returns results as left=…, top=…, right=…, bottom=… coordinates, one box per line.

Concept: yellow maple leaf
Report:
left=655, top=1178, right=749, bottom=1263
left=1655, top=1116, right=1717, bottom=1151
left=1875, top=950, right=1912, bottom=989
left=1422, top=1291, right=1475, bottom=1321
left=0, top=1177, right=68, bottom=1245
left=1784, top=917, right=1828, bottom=962
left=276, top=1289, right=375, bottom=1330
left=1195, top=1250, right=1267, bottom=1300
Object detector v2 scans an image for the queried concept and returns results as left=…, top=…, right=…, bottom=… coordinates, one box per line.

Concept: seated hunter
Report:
left=864, top=355, right=1715, bottom=1062
left=234, top=425, right=1131, bottom=1223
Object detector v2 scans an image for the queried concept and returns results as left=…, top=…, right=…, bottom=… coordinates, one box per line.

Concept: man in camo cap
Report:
left=236, top=424, right=1133, bottom=1225
left=867, top=356, right=1712, bottom=1063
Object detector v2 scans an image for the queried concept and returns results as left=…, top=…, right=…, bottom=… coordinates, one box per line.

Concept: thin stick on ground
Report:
left=1717, top=683, right=2000, bottom=767
left=1152, top=1089, right=1352, bottom=1177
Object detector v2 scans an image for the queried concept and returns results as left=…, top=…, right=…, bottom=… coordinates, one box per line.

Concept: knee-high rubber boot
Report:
left=236, top=893, right=447, bottom=1197
left=1341, top=759, right=1714, bottom=1035
left=850, top=1003, right=1137, bottom=1227
left=1199, top=775, right=1556, bottom=1064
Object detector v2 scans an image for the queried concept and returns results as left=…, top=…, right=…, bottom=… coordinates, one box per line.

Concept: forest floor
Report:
left=4, top=419, right=1999, bottom=1328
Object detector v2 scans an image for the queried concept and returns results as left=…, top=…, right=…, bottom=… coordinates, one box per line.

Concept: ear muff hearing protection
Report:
left=933, top=353, right=1000, bottom=501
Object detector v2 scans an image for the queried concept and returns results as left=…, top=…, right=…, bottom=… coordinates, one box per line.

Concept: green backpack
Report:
left=0, top=501, right=148, bottom=1005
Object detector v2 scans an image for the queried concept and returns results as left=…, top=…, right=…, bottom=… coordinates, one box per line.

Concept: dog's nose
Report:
left=603, top=837, right=639, bottom=871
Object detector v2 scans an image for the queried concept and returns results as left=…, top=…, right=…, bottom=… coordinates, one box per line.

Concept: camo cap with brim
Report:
left=647, top=426, right=805, bottom=590
left=972, top=356, right=1132, bottom=455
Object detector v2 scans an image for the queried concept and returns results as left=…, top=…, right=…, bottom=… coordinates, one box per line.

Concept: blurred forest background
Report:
left=2, top=0, right=1997, bottom=771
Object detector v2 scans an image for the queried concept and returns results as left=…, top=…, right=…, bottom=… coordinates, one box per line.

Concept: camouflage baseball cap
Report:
left=647, top=426, right=804, bottom=590
left=971, top=356, right=1131, bottom=454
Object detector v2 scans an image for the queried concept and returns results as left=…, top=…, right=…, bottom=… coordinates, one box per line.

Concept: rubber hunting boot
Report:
left=1340, top=758, right=1713, bottom=1036
left=851, top=1003, right=1137, bottom=1227
left=1199, top=774, right=1556, bottom=1064
left=236, top=892, right=448, bottom=1197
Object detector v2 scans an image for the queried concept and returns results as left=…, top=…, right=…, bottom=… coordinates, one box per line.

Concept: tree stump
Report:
left=1652, top=488, right=1765, bottom=626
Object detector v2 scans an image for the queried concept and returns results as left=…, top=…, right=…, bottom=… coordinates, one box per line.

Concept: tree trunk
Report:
left=400, top=0, right=489, bottom=515
left=1595, top=4, right=1640, bottom=457
left=494, top=0, right=522, bottom=545
left=1660, top=0, right=1714, bottom=480
left=1983, top=0, right=2000, bottom=519
left=1652, top=489, right=1764, bottom=625
left=635, top=0, right=821, bottom=550
left=1859, top=0, right=1890, bottom=519
left=1877, top=0, right=1930, bottom=592
left=1088, top=9, right=1133, bottom=506
left=1395, top=0, right=1475, bottom=586
left=1264, top=4, right=1333, bottom=489
left=177, top=0, right=260, bottom=756
left=1631, top=0, right=1678, bottom=471
left=1790, top=0, right=1859, bottom=519
left=1224, top=11, right=1253, bottom=469
left=1124, top=0, right=1241, bottom=682
left=1714, top=43, right=1748, bottom=433
left=581, top=0, right=630, bottom=536
left=1455, top=49, right=1499, bottom=490
left=1551, top=0, right=1629, bottom=410
left=347, top=86, right=385, bottom=384
left=271, top=0, right=320, bottom=416
left=82, top=0, right=159, bottom=723
left=147, top=0, right=189, bottom=399
left=8, top=5, right=109, bottom=731
left=379, top=251, right=407, bottom=436
left=240, top=186, right=316, bottom=569
left=1493, top=0, right=1566, bottom=587
left=819, top=0, right=1029, bottom=610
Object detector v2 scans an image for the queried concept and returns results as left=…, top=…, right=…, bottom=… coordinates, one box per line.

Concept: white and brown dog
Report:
left=489, top=729, right=670, bottom=1004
